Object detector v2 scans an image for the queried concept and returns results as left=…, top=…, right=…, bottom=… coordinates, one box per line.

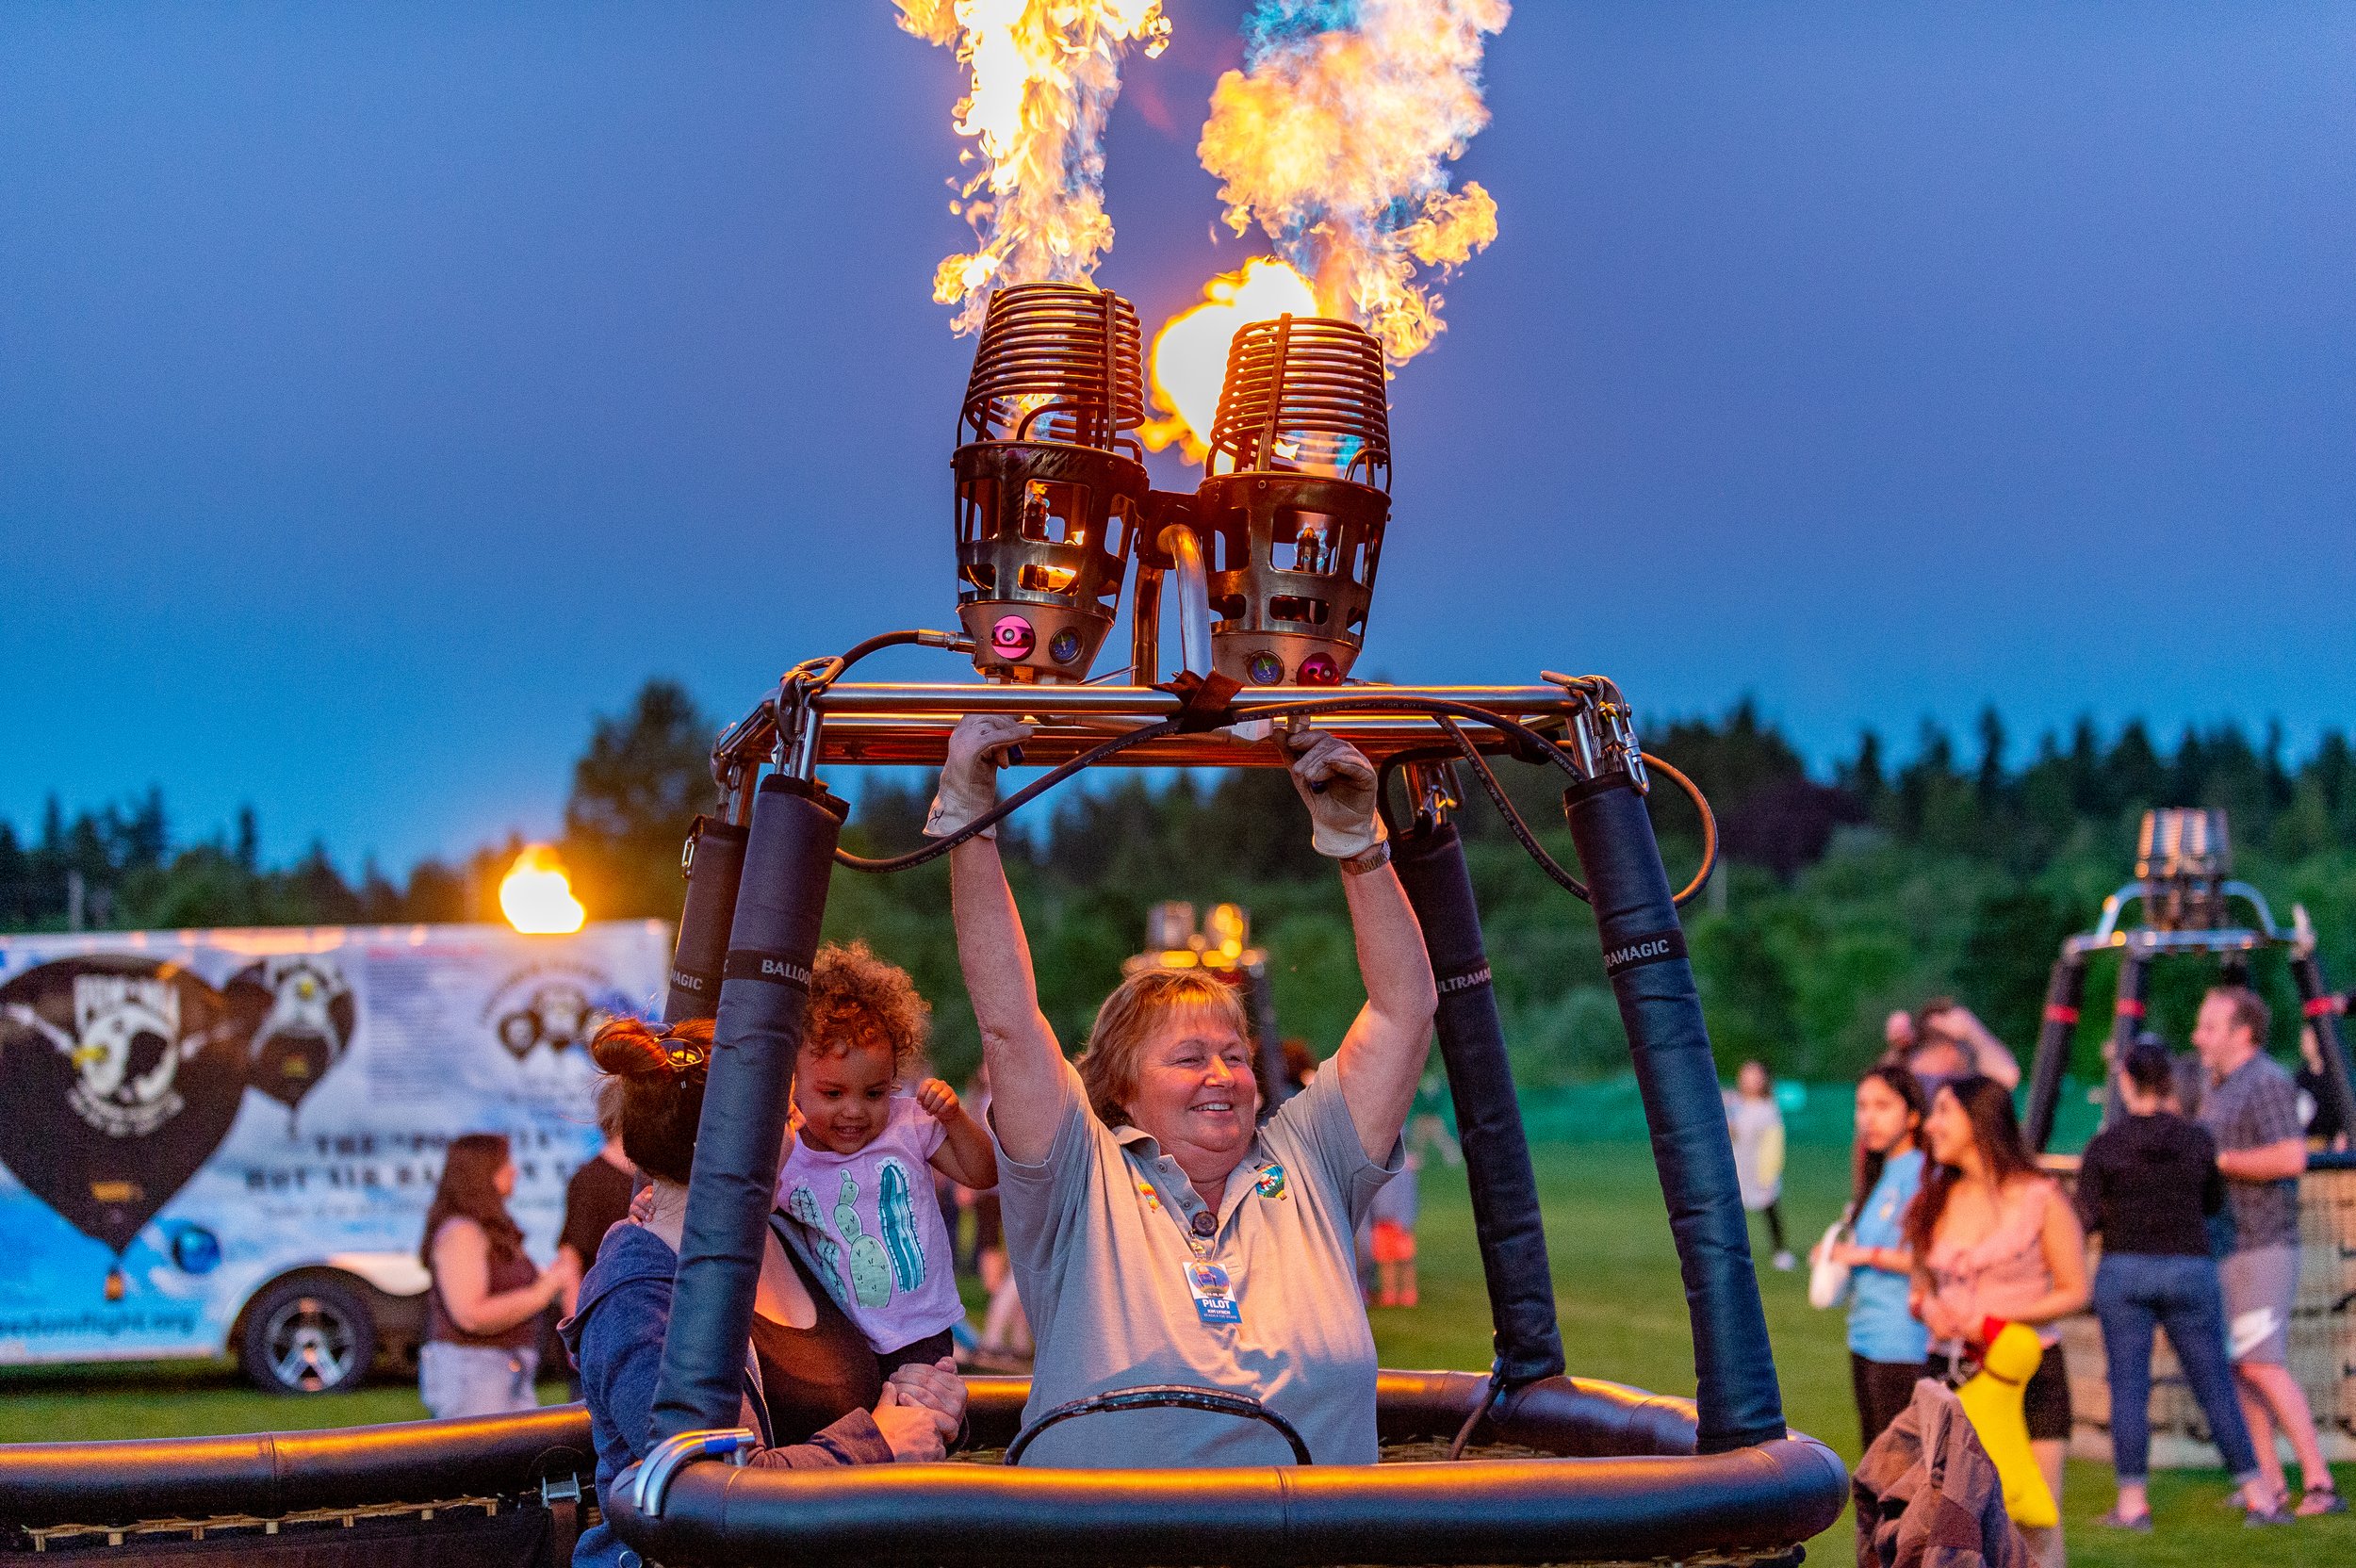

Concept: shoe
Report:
left=2097, top=1510, right=2151, bottom=1532
left=2246, top=1501, right=2297, bottom=1527
left=2298, top=1486, right=2348, bottom=1517
left=1771, top=1250, right=1796, bottom=1271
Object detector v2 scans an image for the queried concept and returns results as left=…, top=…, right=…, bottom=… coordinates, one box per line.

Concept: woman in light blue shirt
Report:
left=1817, top=1063, right=1930, bottom=1447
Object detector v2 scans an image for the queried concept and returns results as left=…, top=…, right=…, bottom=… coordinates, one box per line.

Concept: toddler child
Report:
left=1726, top=1059, right=1793, bottom=1270
left=777, top=1002, right=997, bottom=1375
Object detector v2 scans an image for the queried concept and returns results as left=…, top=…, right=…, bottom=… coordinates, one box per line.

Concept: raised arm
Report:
left=935, top=715, right=1067, bottom=1166
left=1285, top=728, right=1438, bottom=1162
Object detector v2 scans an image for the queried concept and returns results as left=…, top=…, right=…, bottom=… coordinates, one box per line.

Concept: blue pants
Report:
left=2093, top=1251, right=2259, bottom=1484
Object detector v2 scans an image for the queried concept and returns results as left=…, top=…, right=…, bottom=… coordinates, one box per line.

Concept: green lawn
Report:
left=3, top=1137, right=2347, bottom=1566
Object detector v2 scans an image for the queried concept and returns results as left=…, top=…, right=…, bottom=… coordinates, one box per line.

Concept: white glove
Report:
left=1285, top=727, right=1384, bottom=859
left=925, top=714, right=1034, bottom=839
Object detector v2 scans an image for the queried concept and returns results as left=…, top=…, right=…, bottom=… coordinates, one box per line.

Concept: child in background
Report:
left=1367, top=1147, right=1421, bottom=1308
left=776, top=942, right=998, bottom=1375
left=1726, top=1060, right=1793, bottom=1269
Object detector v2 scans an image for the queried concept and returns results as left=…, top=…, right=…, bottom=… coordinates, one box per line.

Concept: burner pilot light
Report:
left=1195, top=314, right=1391, bottom=687
left=953, top=283, right=1150, bottom=682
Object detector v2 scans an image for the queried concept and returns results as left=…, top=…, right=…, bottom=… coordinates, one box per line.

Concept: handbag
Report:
left=1806, top=1218, right=1852, bottom=1310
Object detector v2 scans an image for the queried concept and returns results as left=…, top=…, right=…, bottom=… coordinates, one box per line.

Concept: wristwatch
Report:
left=1339, top=840, right=1392, bottom=876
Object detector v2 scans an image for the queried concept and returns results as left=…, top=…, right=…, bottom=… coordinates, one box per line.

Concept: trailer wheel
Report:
left=240, top=1276, right=376, bottom=1395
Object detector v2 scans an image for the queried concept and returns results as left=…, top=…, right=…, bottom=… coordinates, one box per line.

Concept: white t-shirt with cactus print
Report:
left=776, top=1096, right=965, bottom=1354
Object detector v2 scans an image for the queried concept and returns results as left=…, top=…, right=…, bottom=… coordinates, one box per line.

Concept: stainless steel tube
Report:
left=1160, top=524, right=1214, bottom=678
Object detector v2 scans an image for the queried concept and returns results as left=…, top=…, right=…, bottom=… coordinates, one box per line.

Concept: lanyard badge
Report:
left=1185, top=1259, right=1240, bottom=1325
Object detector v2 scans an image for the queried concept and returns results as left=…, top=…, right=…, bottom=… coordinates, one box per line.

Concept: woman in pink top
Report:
left=1907, top=1075, right=2089, bottom=1567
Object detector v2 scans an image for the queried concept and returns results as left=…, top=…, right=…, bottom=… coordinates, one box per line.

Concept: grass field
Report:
left=3, top=1137, right=2347, bottom=1566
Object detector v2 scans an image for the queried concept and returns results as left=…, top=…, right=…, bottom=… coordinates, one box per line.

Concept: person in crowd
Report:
left=1908, top=1075, right=2088, bottom=1568
left=1902, top=999, right=2021, bottom=1093
left=418, top=1132, right=576, bottom=1419
left=2295, top=1020, right=2349, bottom=1151
left=2076, top=1039, right=2280, bottom=1529
left=1726, top=1059, right=1794, bottom=1270
left=939, top=712, right=1437, bottom=1466
left=1366, top=1138, right=1421, bottom=1308
left=2191, top=987, right=2344, bottom=1516
left=1815, top=1063, right=1929, bottom=1449
left=557, top=1128, right=634, bottom=1315
left=562, top=1016, right=966, bottom=1568
left=773, top=940, right=997, bottom=1376
left=965, top=1060, right=1030, bottom=1365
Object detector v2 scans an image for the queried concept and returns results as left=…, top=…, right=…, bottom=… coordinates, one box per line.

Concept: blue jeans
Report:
left=418, top=1341, right=541, bottom=1419
left=2093, top=1251, right=2259, bottom=1484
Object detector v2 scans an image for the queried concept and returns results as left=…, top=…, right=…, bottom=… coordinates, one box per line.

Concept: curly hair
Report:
left=802, top=939, right=931, bottom=1080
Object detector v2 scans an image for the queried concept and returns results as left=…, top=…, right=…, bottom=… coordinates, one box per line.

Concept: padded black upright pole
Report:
left=2022, top=949, right=2086, bottom=1152
left=664, top=816, right=749, bottom=1022
left=652, top=776, right=844, bottom=1440
left=1563, top=777, right=1784, bottom=1452
left=1392, top=822, right=1567, bottom=1389
left=2290, top=952, right=2356, bottom=1150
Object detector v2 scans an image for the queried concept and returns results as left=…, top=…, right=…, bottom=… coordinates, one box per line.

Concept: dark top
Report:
left=558, top=1217, right=892, bottom=1568
left=427, top=1219, right=541, bottom=1349
left=2073, top=1111, right=2223, bottom=1258
left=748, top=1246, right=885, bottom=1444
left=2296, top=1061, right=2347, bottom=1144
left=559, top=1153, right=634, bottom=1272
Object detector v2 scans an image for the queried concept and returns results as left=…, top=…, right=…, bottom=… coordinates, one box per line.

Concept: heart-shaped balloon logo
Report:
left=225, top=956, right=356, bottom=1121
left=0, top=956, right=251, bottom=1282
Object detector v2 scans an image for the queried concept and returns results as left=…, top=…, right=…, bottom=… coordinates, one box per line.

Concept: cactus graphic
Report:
left=785, top=1184, right=849, bottom=1305
left=835, top=1171, right=894, bottom=1308
left=876, top=1158, right=926, bottom=1293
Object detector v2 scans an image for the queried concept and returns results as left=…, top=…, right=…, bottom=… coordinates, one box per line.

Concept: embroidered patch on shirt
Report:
left=1254, top=1164, right=1287, bottom=1200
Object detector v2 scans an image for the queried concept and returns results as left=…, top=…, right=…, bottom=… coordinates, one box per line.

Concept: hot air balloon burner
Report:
left=953, top=282, right=1150, bottom=682
left=1193, top=314, right=1390, bottom=688
left=2135, top=807, right=2233, bottom=931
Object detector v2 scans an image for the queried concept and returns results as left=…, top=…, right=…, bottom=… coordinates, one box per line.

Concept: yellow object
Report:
left=499, top=845, right=585, bottom=935
left=1955, top=1322, right=2058, bottom=1528
left=1757, top=1120, right=1786, bottom=1190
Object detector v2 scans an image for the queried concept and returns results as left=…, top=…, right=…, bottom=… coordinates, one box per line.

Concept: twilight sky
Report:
left=4, top=2, right=2350, bottom=874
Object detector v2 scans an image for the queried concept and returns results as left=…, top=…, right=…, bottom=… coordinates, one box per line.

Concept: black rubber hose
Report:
left=664, top=817, right=749, bottom=1023
left=652, top=776, right=844, bottom=1441
left=1392, top=822, right=1566, bottom=1391
left=2021, top=950, right=2088, bottom=1152
left=1563, top=775, right=1785, bottom=1453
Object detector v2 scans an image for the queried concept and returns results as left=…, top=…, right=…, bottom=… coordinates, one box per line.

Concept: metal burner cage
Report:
left=953, top=283, right=1150, bottom=682
left=1198, top=315, right=1391, bottom=688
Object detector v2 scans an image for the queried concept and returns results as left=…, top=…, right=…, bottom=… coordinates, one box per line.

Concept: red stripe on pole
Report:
left=2117, top=999, right=2146, bottom=1018
left=2304, top=997, right=2336, bottom=1018
left=2043, top=1004, right=2081, bottom=1024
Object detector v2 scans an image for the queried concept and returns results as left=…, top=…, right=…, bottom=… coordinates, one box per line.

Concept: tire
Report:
left=239, top=1275, right=377, bottom=1395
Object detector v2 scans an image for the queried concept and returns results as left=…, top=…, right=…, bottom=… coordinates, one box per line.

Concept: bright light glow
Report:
left=500, top=845, right=585, bottom=935
left=1142, top=257, right=1322, bottom=463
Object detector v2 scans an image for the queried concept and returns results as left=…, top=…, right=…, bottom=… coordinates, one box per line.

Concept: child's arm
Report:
left=917, top=1078, right=999, bottom=1189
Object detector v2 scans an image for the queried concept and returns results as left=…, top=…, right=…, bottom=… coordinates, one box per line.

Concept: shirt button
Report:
left=1191, top=1211, right=1218, bottom=1237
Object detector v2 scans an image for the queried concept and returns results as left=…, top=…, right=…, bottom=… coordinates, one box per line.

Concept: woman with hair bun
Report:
left=560, top=1014, right=967, bottom=1568
left=418, top=1131, right=576, bottom=1418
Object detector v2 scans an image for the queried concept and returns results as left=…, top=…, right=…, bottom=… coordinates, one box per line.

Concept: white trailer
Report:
left=0, top=921, right=669, bottom=1393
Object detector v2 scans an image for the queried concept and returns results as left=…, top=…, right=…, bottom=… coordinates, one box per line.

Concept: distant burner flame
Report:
left=1142, top=257, right=1321, bottom=463
left=895, top=0, right=1171, bottom=335
left=1197, top=0, right=1508, bottom=362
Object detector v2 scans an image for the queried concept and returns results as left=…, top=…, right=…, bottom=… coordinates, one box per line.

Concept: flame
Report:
left=1141, top=256, right=1321, bottom=462
left=499, top=845, right=584, bottom=936
left=895, top=0, right=1172, bottom=334
left=1197, top=0, right=1508, bottom=361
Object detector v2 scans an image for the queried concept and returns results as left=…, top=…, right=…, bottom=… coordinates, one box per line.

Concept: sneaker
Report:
left=2298, top=1487, right=2349, bottom=1518
left=1771, top=1250, right=1796, bottom=1272
left=2247, top=1501, right=2297, bottom=1527
left=2097, top=1510, right=2152, bottom=1532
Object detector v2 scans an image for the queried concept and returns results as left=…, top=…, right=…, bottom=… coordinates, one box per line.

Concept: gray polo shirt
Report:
left=994, top=1058, right=1400, bottom=1467
left=2196, top=1052, right=2303, bottom=1253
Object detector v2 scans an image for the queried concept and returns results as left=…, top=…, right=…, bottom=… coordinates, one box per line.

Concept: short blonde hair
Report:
left=1076, top=969, right=1252, bottom=1128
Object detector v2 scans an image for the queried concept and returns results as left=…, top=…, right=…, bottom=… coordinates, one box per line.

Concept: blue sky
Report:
left=4, top=2, right=2349, bottom=873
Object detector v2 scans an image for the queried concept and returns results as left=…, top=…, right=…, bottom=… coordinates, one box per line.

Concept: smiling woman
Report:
left=937, top=710, right=1439, bottom=1468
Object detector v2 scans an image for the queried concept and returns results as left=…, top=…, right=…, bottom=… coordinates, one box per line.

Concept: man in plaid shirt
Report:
left=2191, top=986, right=2344, bottom=1517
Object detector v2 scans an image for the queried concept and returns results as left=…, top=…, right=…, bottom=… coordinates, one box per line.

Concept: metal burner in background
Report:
left=2134, top=806, right=2232, bottom=931
left=954, top=283, right=1149, bottom=682
left=1197, top=314, right=1390, bottom=688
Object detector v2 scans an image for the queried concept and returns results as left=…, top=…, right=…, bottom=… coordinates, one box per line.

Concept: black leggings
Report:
left=1852, top=1353, right=1928, bottom=1451
left=1751, top=1200, right=1787, bottom=1252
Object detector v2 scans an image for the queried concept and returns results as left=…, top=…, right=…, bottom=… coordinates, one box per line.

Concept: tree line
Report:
left=8, top=683, right=2351, bottom=1089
